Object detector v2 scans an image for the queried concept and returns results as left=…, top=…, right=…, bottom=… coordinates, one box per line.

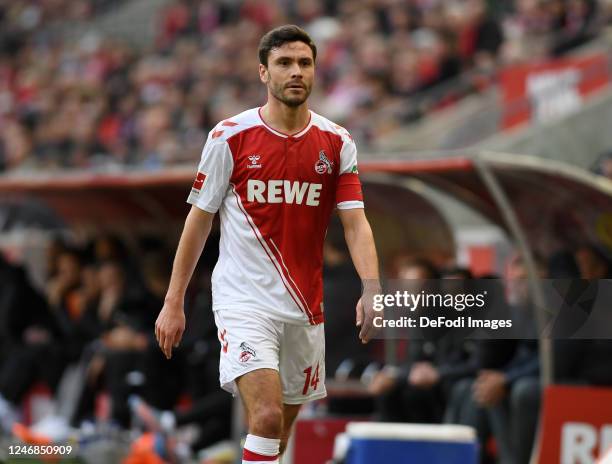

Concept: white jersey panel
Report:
left=187, top=138, right=233, bottom=213
left=338, top=136, right=358, bottom=175
left=310, top=112, right=364, bottom=210
left=211, top=184, right=310, bottom=325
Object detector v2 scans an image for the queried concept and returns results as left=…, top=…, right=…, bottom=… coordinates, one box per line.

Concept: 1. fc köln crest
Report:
left=238, top=342, right=257, bottom=363
left=314, top=150, right=333, bottom=174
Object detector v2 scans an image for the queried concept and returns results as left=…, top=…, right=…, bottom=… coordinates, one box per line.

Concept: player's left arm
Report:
left=334, top=130, right=381, bottom=343
left=338, top=206, right=381, bottom=344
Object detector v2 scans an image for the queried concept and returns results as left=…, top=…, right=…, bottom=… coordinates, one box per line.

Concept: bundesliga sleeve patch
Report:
left=192, top=172, right=207, bottom=194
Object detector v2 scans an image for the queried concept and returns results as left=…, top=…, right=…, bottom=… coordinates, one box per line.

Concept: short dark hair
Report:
left=258, top=25, right=317, bottom=66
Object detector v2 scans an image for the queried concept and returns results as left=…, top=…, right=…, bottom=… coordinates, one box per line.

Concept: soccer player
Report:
left=155, top=25, right=380, bottom=464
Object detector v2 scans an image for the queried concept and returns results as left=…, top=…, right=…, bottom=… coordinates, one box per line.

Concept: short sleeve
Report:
left=187, top=133, right=234, bottom=213
left=336, top=135, right=364, bottom=210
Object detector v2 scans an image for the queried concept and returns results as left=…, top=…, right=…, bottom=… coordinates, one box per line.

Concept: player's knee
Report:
left=251, top=406, right=283, bottom=437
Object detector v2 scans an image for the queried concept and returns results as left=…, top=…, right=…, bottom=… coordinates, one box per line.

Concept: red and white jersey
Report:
left=187, top=108, right=363, bottom=325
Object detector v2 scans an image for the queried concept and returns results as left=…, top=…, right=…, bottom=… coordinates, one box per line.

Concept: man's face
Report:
left=506, top=256, right=529, bottom=306
left=260, top=41, right=314, bottom=108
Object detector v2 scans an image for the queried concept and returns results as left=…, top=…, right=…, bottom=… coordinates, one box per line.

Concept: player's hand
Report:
left=155, top=301, right=186, bottom=360
left=356, top=283, right=381, bottom=344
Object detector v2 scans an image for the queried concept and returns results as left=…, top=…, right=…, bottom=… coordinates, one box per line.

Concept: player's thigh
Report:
left=236, top=368, right=283, bottom=420
left=279, top=322, right=326, bottom=404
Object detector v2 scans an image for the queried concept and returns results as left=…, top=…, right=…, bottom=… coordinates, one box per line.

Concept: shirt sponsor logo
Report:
left=247, top=154, right=262, bottom=169
left=192, top=171, right=207, bottom=194
left=239, top=342, right=256, bottom=363
left=314, top=150, right=333, bottom=175
left=247, top=179, right=322, bottom=206
left=351, top=164, right=359, bottom=174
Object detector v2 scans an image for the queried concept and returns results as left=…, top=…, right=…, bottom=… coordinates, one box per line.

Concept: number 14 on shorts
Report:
left=302, top=363, right=320, bottom=395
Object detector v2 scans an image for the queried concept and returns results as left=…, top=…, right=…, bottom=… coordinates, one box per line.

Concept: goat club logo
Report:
left=314, top=150, right=333, bottom=174
left=238, top=342, right=257, bottom=363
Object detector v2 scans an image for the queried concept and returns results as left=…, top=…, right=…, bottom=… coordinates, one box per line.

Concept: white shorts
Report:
left=214, top=308, right=327, bottom=404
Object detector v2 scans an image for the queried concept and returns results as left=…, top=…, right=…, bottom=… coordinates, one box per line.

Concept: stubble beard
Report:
left=269, top=81, right=311, bottom=108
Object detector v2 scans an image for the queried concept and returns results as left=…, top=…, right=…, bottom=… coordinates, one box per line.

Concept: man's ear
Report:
left=259, top=64, right=269, bottom=84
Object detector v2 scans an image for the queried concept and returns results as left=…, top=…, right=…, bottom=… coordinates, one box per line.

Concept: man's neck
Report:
left=260, top=99, right=310, bottom=135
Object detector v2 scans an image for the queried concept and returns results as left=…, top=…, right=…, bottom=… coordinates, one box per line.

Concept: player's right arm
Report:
left=156, top=126, right=234, bottom=359
left=155, top=206, right=214, bottom=359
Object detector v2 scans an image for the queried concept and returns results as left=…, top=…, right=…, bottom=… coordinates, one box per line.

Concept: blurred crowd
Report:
left=364, top=245, right=612, bottom=464
left=1, top=224, right=611, bottom=462
left=0, top=232, right=233, bottom=459
left=0, top=0, right=607, bottom=172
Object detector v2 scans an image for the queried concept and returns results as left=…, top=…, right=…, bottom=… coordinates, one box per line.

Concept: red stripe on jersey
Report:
left=268, top=239, right=315, bottom=324
left=212, top=130, right=224, bottom=138
left=222, top=120, right=238, bottom=126
left=230, top=185, right=312, bottom=322
left=243, top=449, right=278, bottom=461
left=192, top=172, right=206, bottom=190
left=224, top=124, right=340, bottom=326
left=336, top=173, right=363, bottom=204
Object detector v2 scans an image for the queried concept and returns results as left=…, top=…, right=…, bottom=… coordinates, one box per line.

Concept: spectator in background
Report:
left=1, top=0, right=604, bottom=172
left=532, top=246, right=612, bottom=464
left=592, top=151, right=612, bottom=179
left=45, top=247, right=85, bottom=338
left=453, top=253, right=544, bottom=464
left=129, top=258, right=233, bottom=455
left=71, top=259, right=158, bottom=427
left=471, top=0, right=504, bottom=71
left=368, top=259, right=482, bottom=424
left=564, top=243, right=612, bottom=385
left=0, top=252, right=63, bottom=434
left=555, top=244, right=612, bottom=387
left=574, top=243, right=612, bottom=278
left=372, top=264, right=512, bottom=431
left=44, top=236, right=68, bottom=283
left=551, top=0, right=599, bottom=55
left=0, top=243, right=129, bottom=437
left=599, top=155, right=612, bottom=180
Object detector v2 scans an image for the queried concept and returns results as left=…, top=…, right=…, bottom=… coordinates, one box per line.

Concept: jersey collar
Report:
left=257, top=107, right=313, bottom=139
